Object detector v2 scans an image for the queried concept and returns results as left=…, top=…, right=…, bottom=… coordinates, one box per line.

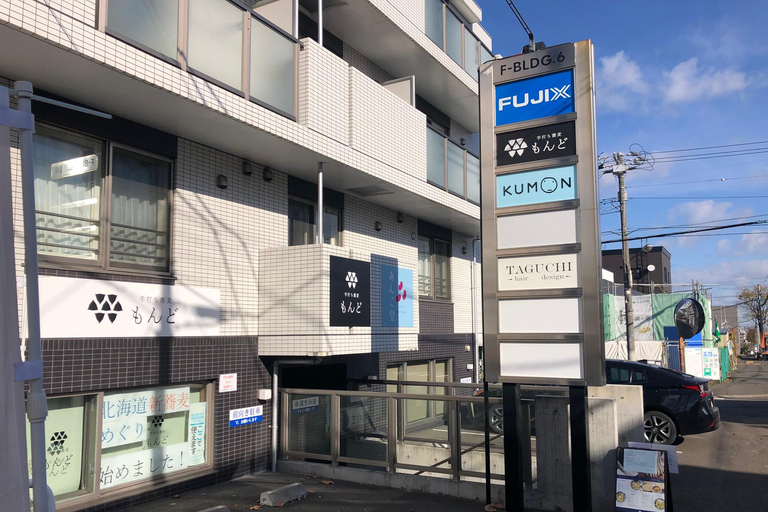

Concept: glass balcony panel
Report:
left=425, top=0, right=444, bottom=47
left=188, top=0, right=243, bottom=90
left=250, top=16, right=296, bottom=115
left=107, top=0, right=179, bottom=59
left=427, top=129, right=446, bottom=187
left=445, top=10, right=463, bottom=65
left=446, top=141, right=465, bottom=196
left=466, top=153, right=480, bottom=203
left=464, top=27, right=479, bottom=78
left=340, top=396, right=388, bottom=463
left=287, top=394, right=331, bottom=455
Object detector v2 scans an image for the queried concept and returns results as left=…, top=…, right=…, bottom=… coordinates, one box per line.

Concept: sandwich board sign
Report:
left=480, top=41, right=605, bottom=386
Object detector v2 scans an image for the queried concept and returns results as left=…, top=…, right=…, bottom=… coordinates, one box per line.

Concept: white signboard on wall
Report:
left=38, top=276, right=220, bottom=338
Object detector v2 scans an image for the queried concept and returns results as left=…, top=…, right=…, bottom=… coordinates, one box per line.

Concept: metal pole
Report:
left=271, top=361, right=279, bottom=472
left=483, top=380, right=491, bottom=505
left=569, top=386, right=592, bottom=511
left=16, top=80, right=50, bottom=512
left=292, top=0, right=299, bottom=38
left=502, top=383, right=524, bottom=511
left=617, top=168, right=635, bottom=359
left=318, top=0, right=323, bottom=47
left=317, top=163, right=323, bottom=245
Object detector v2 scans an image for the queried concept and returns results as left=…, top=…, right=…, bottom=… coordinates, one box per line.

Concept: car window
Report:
left=632, top=370, right=649, bottom=384
left=607, top=366, right=631, bottom=384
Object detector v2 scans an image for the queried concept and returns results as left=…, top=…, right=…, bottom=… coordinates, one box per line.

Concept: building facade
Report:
left=1, top=0, right=491, bottom=509
left=602, top=246, right=672, bottom=293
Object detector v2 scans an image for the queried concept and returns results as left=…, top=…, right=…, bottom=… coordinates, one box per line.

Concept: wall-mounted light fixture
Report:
left=263, top=167, right=273, bottom=182
left=242, top=161, right=254, bottom=176
left=460, top=138, right=466, bottom=146
left=397, top=212, right=404, bottom=223
left=374, top=221, right=382, bottom=232
left=216, top=174, right=228, bottom=189
left=462, top=246, right=468, bottom=254
left=464, top=344, right=471, bottom=352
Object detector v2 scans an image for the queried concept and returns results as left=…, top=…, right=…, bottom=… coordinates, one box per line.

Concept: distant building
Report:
left=602, top=246, right=672, bottom=293
left=711, top=305, right=740, bottom=335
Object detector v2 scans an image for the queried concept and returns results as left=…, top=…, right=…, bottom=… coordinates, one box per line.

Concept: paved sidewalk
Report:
left=120, top=472, right=488, bottom=512
left=711, top=358, right=768, bottom=399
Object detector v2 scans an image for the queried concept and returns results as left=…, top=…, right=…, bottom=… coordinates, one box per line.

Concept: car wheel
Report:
left=489, top=404, right=504, bottom=434
left=644, top=411, right=677, bottom=445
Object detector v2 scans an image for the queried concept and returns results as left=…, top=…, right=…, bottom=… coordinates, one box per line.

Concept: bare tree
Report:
left=738, top=285, right=768, bottom=346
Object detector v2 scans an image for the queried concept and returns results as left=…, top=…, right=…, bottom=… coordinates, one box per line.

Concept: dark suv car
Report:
left=464, top=360, right=720, bottom=445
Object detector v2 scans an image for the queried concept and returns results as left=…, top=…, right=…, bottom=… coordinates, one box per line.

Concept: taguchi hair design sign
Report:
left=37, top=276, right=220, bottom=338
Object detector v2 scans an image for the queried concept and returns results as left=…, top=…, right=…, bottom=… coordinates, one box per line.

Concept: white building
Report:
left=0, top=0, right=491, bottom=509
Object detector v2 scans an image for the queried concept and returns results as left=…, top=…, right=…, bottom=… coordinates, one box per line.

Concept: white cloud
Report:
left=716, top=239, right=732, bottom=255
left=674, top=260, right=768, bottom=306
left=597, top=51, right=649, bottom=111
left=663, top=58, right=749, bottom=103
left=732, top=230, right=768, bottom=255
left=667, top=200, right=753, bottom=226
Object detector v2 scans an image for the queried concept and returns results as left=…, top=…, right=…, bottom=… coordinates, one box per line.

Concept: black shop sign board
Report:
left=496, top=121, right=576, bottom=167
left=330, top=256, right=371, bottom=327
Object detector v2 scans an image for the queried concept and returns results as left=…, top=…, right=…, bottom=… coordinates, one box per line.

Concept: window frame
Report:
left=287, top=196, right=343, bottom=247
left=34, top=123, right=174, bottom=277
left=418, top=234, right=451, bottom=301
left=424, top=0, right=481, bottom=81
left=386, top=359, right=453, bottom=427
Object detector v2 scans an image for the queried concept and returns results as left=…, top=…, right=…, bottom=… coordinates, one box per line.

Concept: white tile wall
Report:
left=173, top=139, right=289, bottom=336
left=0, top=1, right=480, bottom=223
left=343, top=42, right=393, bottom=84
left=450, top=118, right=479, bottom=156
left=349, top=67, right=426, bottom=182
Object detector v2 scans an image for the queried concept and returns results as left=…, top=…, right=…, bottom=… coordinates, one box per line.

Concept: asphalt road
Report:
left=673, top=359, right=768, bottom=512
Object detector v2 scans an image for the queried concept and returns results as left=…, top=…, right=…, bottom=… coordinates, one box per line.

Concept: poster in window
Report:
left=330, top=256, right=370, bottom=327
left=380, top=265, right=414, bottom=327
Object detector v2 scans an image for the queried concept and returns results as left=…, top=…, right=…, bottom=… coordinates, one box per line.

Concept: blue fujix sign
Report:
left=497, top=165, right=577, bottom=208
left=495, top=70, right=574, bottom=126
left=229, top=405, right=263, bottom=427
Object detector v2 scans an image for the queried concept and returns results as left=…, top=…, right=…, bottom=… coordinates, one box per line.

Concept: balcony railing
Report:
left=427, top=127, right=480, bottom=204
left=425, top=0, right=494, bottom=80
left=102, top=0, right=298, bottom=119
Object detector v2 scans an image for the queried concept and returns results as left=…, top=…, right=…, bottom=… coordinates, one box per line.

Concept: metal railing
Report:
left=280, top=384, right=539, bottom=484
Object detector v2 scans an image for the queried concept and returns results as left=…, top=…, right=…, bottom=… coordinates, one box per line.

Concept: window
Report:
left=418, top=235, right=451, bottom=300
left=607, top=365, right=631, bottom=384
left=425, top=0, right=444, bottom=47
left=427, top=128, right=446, bottom=187
left=446, top=140, right=464, bottom=195
left=33, top=126, right=172, bottom=273
left=26, top=395, right=99, bottom=501
left=387, top=360, right=452, bottom=425
left=632, top=370, right=649, bottom=384
left=288, top=198, right=341, bottom=246
left=463, top=26, right=479, bottom=76
left=100, top=384, right=209, bottom=490
left=466, top=153, right=480, bottom=204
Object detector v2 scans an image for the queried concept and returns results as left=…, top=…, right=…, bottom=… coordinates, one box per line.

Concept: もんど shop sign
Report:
left=37, top=276, right=220, bottom=338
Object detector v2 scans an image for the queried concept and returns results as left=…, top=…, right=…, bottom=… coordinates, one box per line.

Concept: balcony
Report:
left=426, top=128, right=480, bottom=204
left=303, top=0, right=483, bottom=131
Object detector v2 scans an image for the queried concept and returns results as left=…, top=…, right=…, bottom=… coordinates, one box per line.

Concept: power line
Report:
left=601, top=219, right=768, bottom=244
left=622, top=196, right=768, bottom=200
left=649, top=139, right=768, bottom=155
left=626, top=174, right=768, bottom=189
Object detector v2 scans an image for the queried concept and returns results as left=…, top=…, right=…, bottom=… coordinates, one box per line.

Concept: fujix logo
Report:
left=502, top=176, right=572, bottom=196
left=346, top=272, right=358, bottom=289
left=498, top=84, right=571, bottom=111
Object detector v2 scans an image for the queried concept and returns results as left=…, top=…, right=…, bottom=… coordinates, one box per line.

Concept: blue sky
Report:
left=477, top=0, right=768, bottom=308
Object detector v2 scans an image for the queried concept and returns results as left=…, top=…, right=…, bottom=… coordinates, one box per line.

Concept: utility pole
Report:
left=613, top=153, right=635, bottom=359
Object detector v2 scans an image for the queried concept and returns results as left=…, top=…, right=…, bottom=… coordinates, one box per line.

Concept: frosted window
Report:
left=445, top=9, right=462, bottom=65
left=189, top=0, right=243, bottom=90
left=466, top=153, right=480, bottom=203
left=107, top=0, right=178, bottom=59
left=251, top=16, right=295, bottom=115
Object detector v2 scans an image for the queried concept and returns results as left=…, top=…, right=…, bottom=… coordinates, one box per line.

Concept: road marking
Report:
left=715, top=394, right=768, bottom=400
